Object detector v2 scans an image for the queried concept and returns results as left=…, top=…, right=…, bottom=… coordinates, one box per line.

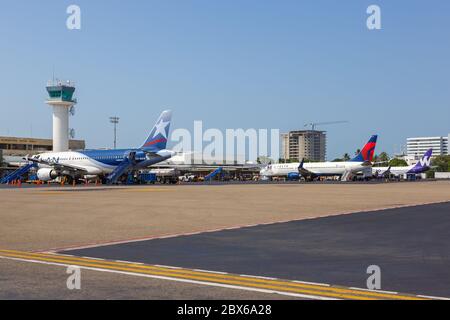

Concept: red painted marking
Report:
left=144, top=138, right=166, bottom=147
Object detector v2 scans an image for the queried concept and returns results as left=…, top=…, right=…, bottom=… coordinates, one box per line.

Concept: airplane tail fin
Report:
left=350, top=135, right=378, bottom=162
left=412, top=148, right=433, bottom=170
left=140, top=110, right=172, bottom=152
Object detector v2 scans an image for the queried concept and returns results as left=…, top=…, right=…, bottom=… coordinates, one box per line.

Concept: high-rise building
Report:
left=281, top=130, right=326, bottom=162
left=406, top=135, right=449, bottom=158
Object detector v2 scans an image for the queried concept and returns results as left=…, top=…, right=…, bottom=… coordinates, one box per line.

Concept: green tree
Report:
left=343, top=153, right=351, bottom=161
left=431, top=155, right=450, bottom=172
left=373, top=152, right=390, bottom=167
left=389, top=158, right=408, bottom=167
left=378, top=152, right=390, bottom=163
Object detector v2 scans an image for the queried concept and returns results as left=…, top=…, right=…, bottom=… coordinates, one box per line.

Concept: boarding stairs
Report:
left=0, top=163, right=37, bottom=184
left=106, top=152, right=136, bottom=184
left=204, top=167, right=223, bottom=182
left=341, top=170, right=353, bottom=182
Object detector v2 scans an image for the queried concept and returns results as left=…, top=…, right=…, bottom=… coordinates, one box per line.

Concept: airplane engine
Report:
left=37, top=168, right=59, bottom=181
left=287, top=172, right=300, bottom=181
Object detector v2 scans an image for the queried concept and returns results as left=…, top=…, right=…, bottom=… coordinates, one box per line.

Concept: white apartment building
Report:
left=406, top=135, right=449, bottom=158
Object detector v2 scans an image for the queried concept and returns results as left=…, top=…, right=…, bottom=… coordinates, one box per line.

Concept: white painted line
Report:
left=417, top=294, right=450, bottom=300
left=293, top=280, right=331, bottom=287
left=82, top=256, right=105, bottom=261
left=154, top=264, right=182, bottom=269
left=240, top=274, right=278, bottom=280
left=115, top=260, right=135, bottom=264
left=0, top=255, right=335, bottom=300
left=349, top=287, right=398, bottom=295
left=193, top=269, right=228, bottom=275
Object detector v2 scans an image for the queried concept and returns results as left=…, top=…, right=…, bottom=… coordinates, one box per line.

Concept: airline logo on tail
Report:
left=417, top=149, right=433, bottom=168
left=140, top=110, right=172, bottom=152
left=351, top=135, right=378, bottom=162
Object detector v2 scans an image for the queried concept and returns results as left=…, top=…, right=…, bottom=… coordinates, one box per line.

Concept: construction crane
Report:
left=304, top=120, right=349, bottom=131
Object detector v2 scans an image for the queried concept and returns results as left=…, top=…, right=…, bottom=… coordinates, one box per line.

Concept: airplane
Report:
left=372, top=148, right=433, bottom=178
left=259, top=135, right=378, bottom=181
left=25, top=110, right=175, bottom=184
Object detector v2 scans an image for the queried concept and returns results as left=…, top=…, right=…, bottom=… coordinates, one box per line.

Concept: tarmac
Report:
left=1, top=181, right=450, bottom=299
left=64, top=202, right=450, bottom=297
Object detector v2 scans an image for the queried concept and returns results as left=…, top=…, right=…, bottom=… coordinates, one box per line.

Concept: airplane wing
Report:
left=372, top=160, right=389, bottom=165
left=24, top=155, right=89, bottom=174
left=153, top=163, right=263, bottom=172
left=374, top=166, right=391, bottom=177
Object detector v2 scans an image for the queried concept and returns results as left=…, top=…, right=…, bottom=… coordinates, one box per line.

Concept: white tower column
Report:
left=52, top=105, right=69, bottom=152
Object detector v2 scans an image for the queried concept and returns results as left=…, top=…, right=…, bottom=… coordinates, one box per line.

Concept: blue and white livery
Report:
left=26, top=110, right=175, bottom=184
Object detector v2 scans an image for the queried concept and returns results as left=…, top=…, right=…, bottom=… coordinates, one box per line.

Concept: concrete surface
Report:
left=1, top=181, right=450, bottom=299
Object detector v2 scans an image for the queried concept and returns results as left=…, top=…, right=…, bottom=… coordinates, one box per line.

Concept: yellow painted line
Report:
left=0, top=249, right=429, bottom=300
left=0, top=250, right=373, bottom=300
left=0, top=249, right=417, bottom=300
left=0, top=249, right=426, bottom=300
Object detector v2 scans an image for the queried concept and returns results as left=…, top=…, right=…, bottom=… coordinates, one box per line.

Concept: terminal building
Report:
left=281, top=130, right=326, bottom=162
left=407, top=135, right=449, bottom=158
left=0, top=136, right=85, bottom=167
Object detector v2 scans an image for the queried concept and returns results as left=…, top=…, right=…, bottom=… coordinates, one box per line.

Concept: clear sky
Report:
left=0, top=1, right=449, bottom=159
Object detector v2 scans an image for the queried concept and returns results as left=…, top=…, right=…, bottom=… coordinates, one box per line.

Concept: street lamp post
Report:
left=109, top=116, right=119, bottom=149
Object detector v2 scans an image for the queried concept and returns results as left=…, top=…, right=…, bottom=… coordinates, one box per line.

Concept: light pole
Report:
left=109, top=116, right=119, bottom=149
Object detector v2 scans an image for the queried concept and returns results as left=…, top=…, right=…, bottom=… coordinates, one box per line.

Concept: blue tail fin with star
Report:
left=140, top=110, right=172, bottom=152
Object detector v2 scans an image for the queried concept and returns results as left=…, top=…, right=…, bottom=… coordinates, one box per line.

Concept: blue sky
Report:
left=0, top=1, right=449, bottom=159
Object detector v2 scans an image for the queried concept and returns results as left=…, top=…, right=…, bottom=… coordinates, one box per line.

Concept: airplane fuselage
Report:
left=372, top=165, right=427, bottom=176
left=260, top=161, right=366, bottom=177
left=34, top=148, right=174, bottom=177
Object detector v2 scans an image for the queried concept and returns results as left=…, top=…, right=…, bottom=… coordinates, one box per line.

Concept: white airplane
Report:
left=372, top=149, right=433, bottom=177
left=259, top=135, right=378, bottom=181
left=24, top=110, right=175, bottom=184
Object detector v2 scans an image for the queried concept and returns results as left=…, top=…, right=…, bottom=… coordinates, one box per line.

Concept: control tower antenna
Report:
left=45, top=79, right=77, bottom=152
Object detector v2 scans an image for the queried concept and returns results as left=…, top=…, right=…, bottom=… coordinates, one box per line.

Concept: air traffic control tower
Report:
left=45, top=80, right=77, bottom=152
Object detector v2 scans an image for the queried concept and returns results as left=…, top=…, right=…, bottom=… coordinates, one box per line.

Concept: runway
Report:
left=61, top=202, right=450, bottom=298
